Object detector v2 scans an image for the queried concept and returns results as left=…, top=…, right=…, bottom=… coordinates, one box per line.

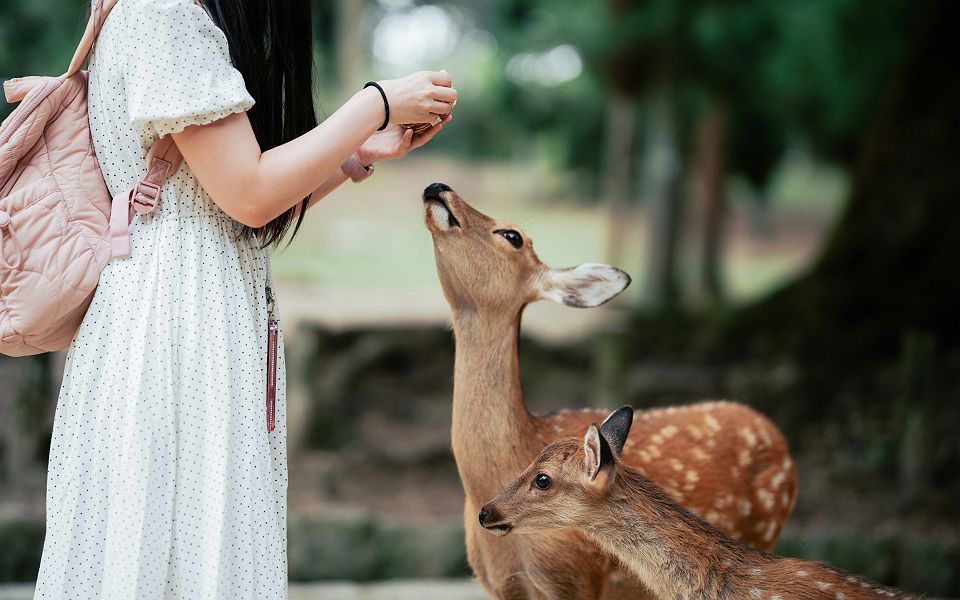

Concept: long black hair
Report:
left=203, top=0, right=318, bottom=246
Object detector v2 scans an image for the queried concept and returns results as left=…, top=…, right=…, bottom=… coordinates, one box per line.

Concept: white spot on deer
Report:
left=647, top=445, right=662, bottom=459
left=817, top=581, right=834, bottom=591
left=691, top=447, right=711, bottom=462
left=660, top=424, right=679, bottom=439
left=669, top=458, right=684, bottom=472
left=663, top=486, right=684, bottom=501
left=739, top=499, right=753, bottom=517
left=749, top=567, right=762, bottom=576
left=757, top=424, right=773, bottom=447
left=763, top=520, right=778, bottom=542
left=704, top=414, right=722, bottom=432
left=771, top=596, right=784, bottom=600
left=756, top=489, right=775, bottom=511
left=685, top=470, right=699, bottom=483
left=686, top=424, right=705, bottom=440
left=705, top=511, right=721, bottom=525
left=781, top=492, right=791, bottom=507
left=638, top=449, right=652, bottom=463
left=796, top=570, right=809, bottom=577
left=666, top=406, right=677, bottom=414
left=739, top=428, right=758, bottom=447
left=846, top=577, right=858, bottom=584
left=749, top=587, right=761, bottom=598
left=771, top=469, right=788, bottom=490
left=713, top=494, right=735, bottom=510
left=738, top=449, right=752, bottom=467
left=836, top=593, right=846, bottom=600
left=706, top=437, right=717, bottom=449
left=731, top=466, right=741, bottom=479
left=651, top=434, right=665, bottom=445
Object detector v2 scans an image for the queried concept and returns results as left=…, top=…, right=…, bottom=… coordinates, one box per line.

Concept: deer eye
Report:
left=497, top=229, right=523, bottom=249
left=534, top=473, right=552, bottom=490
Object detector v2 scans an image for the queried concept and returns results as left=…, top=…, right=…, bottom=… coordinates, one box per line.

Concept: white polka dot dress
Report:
left=34, top=1, right=288, bottom=598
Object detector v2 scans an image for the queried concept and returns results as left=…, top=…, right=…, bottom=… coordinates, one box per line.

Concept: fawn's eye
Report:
left=534, top=473, right=552, bottom=490
left=497, top=229, right=523, bottom=249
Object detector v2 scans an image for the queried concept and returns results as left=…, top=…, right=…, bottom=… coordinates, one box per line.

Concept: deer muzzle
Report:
left=478, top=504, right=513, bottom=536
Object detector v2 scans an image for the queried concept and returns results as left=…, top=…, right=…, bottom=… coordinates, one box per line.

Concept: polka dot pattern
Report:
left=34, top=1, right=288, bottom=598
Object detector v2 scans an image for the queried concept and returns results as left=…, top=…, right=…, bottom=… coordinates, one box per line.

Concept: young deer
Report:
left=480, top=406, right=919, bottom=600
left=423, top=183, right=798, bottom=600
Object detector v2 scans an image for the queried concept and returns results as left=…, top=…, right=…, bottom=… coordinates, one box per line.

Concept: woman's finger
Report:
left=426, top=100, right=454, bottom=115
left=401, top=128, right=414, bottom=150
left=432, top=86, right=457, bottom=103
left=429, top=69, right=452, bottom=87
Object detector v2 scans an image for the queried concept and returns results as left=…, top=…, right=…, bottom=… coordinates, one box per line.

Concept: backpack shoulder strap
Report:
left=67, top=0, right=187, bottom=259
left=66, top=0, right=119, bottom=77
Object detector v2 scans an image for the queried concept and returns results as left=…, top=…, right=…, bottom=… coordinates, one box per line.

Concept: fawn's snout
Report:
left=423, top=182, right=461, bottom=231
left=478, top=504, right=512, bottom=536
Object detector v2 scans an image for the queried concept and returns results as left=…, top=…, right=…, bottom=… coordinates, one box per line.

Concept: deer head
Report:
left=422, top=183, right=631, bottom=316
left=478, top=406, right=634, bottom=535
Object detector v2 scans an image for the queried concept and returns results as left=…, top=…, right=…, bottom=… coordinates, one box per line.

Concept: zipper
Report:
left=265, top=284, right=278, bottom=433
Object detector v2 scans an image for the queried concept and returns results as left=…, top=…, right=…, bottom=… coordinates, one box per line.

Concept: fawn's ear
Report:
left=538, top=264, right=631, bottom=308
left=599, top=406, right=633, bottom=456
left=584, top=424, right=616, bottom=488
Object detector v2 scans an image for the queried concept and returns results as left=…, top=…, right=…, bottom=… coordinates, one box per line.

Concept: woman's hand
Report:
left=356, top=114, right=452, bottom=165
left=377, top=70, right=456, bottom=125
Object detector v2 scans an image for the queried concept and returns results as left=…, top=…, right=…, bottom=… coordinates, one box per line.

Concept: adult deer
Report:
left=480, top=407, right=920, bottom=600
left=423, top=183, right=797, bottom=600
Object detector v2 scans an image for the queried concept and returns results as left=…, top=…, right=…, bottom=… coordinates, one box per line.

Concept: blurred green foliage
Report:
left=0, top=0, right=86, bottom=98
left=2, top=0, right=910, bottom=195
left=460, top=0, right=911, bottom=189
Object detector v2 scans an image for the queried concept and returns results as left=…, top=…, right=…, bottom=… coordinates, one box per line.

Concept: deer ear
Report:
left=584, top=424, right=616, bottom=485
left=538, top=264, right=631, bottom=308
left=599, top=406, right=633, bottom=456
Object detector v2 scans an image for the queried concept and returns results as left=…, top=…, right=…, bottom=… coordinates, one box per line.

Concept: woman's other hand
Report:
left=356, top=114, right=452, bottom=165
left=378, top=70, right=456, bottom=125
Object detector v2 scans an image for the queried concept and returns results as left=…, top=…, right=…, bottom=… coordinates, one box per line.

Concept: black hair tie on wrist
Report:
left=364, top=81, right=390, bottom=131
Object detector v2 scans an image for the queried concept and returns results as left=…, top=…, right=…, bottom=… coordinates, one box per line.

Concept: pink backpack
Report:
left=0, top=0, right=182, bottom=356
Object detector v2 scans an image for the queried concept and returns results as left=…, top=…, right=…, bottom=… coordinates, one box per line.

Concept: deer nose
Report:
left=423, top=182, right=452, bottom=202
left=478, top=507, right=491, bottom=526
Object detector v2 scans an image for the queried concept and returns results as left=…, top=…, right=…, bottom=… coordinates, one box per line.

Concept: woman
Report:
left=34, top=0, right=455, bottom=598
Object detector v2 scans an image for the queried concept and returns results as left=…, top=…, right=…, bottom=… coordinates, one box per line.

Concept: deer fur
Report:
left=481, top=407, right=920, bottom=600
left=423, top=183, right=798, bottom=600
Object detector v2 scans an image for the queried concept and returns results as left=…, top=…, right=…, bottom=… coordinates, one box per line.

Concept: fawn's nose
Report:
left=423, top=182, right=452, bottom=202
left=478, top=507, right=491, bottom=526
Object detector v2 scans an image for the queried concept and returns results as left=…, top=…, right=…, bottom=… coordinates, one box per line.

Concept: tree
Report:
left=715, top=0, right=960, bottom=366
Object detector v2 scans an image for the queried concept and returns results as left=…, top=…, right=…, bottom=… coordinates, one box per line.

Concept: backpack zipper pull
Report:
left=266, top=284, right=278, bottom=433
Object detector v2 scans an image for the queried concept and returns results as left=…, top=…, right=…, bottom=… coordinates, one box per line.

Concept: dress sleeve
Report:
left=123, top=0, right=255, bottom=138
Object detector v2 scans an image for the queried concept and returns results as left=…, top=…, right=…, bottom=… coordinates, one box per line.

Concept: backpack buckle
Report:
left=131, top=180, right=160, bottom=215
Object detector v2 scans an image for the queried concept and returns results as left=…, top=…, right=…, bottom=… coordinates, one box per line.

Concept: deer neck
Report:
left=449, top=307, right=539, bottom=502
left=583, top=470, right=758, bottom=600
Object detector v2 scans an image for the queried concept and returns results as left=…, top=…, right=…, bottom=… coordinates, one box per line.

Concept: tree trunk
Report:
left=715, top=0, right=960, bottom=364
left=693, top=103, right=728, bottom=305
left=603, top=94, right=637, bottom=266
left=642, top=84, right=685, bottom=310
